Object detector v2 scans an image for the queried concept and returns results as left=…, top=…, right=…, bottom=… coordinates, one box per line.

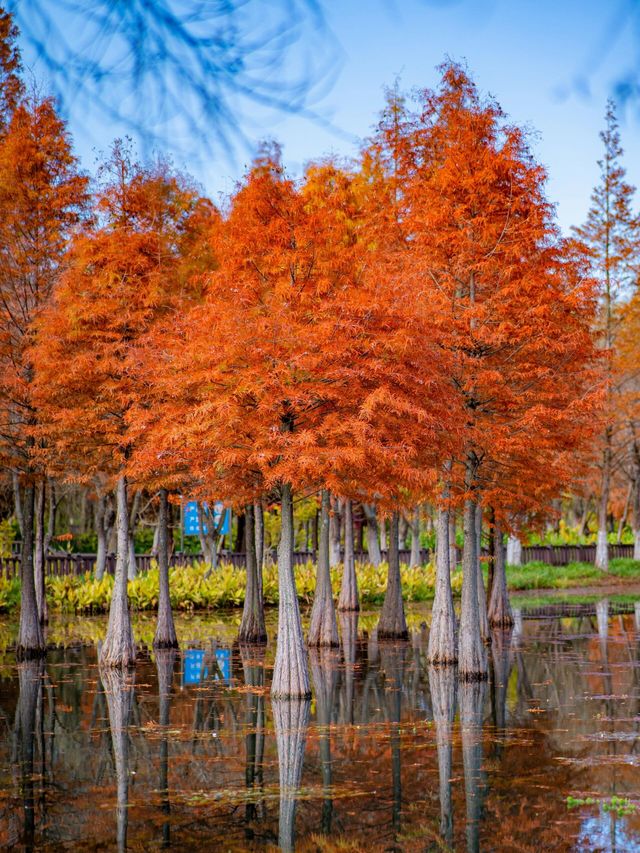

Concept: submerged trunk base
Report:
left=16, top=644, right=46, bottom=661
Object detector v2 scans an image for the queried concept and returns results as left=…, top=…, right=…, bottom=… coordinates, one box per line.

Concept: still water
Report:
left=1, top=603, right=639, bottom=852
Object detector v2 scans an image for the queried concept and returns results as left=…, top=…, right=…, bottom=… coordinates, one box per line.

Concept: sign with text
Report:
left=183, top=500, right=230, bottom=537
left=183, top=647, right=231, bottom=686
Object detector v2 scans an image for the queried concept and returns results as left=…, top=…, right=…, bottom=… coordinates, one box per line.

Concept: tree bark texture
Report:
left=428, top=502, right=457, bottom=665
left=13, top=469, right=24, bottom=536
left=458, top=497, right=487, bottom=680
left=127, top=490, right=141, bottom=581
left=254, top=501, right=264, bottom=602
left=488, top=522, right=513, bottom=627
left=100, top=475, right=136, bottom=668
left=475, top=503, right=489, bottom=644
left=329, top=496, right=341, bottom=567
left=271, top=483, right=311, bottom=698
left=506, top=535, right=522, bottom=566
left=448, top=513, right=457, bottom=573
left=34, top=479, right=48, bottom=625
left=338, top=498, right=359, bottom=612
left=377, top=511, right=408, bottom=640
left=308, top=490, right=339, bottom=646
left=409, top=506, right=421, bottom=567
left=363, top=504, right=382, bottom=567
left=238, top=503, right=267, bottom=644
left=17, top=482, right=45, bottom=659
left=154, top=488, right=178, bottom=649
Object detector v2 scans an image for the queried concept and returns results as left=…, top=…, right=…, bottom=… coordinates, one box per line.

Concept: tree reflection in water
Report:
left=379, top=642, right=405, bottom=833
left=272, top=696, right=310, bottom=851
left=14, top=659, right=45, bottom=852
left=155, top=647, right=177, bottom=848
left=460, top=679, right=487, bottom=853
left=100, top=666, right=135, bottom=853
left=428, top=665, right=457, bottom=847
left=240, top=643, right=266, bottom=838
left=310, top=647, right=339, bottom=834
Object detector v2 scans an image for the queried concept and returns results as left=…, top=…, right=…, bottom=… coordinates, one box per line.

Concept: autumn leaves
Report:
left=0, top=28, right=601, bottom=690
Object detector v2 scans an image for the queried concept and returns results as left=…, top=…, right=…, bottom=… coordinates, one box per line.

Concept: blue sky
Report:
left=19, top=0, right=640, bottom=234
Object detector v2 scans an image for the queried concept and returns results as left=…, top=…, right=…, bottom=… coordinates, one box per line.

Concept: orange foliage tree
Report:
left=574, top=101, right=639, bottom=570
left=368, top=63, right=601, bottom=676
left=32, top=142, right=204, bottom=664
left=0, top=89, right=88, bottom=655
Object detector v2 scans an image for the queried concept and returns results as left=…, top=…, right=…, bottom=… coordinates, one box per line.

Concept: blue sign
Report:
left=183, top=500, right=230, bottom=537
left=183, top=648, right=206, bottom=685
left=183, top=648, right=231, bottom=687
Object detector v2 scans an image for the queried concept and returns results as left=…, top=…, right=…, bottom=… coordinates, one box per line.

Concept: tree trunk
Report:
left=475, top=504, right=489, bottom=644
left=329, top=496, right=341, bottom=567
left=254, top=501, right=264, bottom=603
left=428, top=501, right=456, bottom=665
left=308, top=490, right=339, bottom=646
left=17, top=482, right=45, bottom=660
left=127, top=490, right=141, bottom=580
left=428, top=666, right=456, bottom=847
left=34, top=479, right=48, bottom=625
left=100, top=475, right=136, bottom=668
left=363, top=504, right=382, bottom=567
left=234, top=510, right=246, bottom=552
left=409, top=506, right=421, bottom=567
left=506, top=535, right=522, bottom=566
left=379, top=516, right=387, bottom=551
left=238, top=504, right=267, bottom=644
left=101, top=667, right=135, bottom=853
left=272, top=697, right=311, bottom=852
left=95, top=494, right=108, bottom=580
left=271, top=483, right=311, bottom=698
left=377, top=511, right=408, bottom=639
left=13, top=469, right=24, bottom=536
left=448, top=513, right=457, bottom=573
left=488, top=522, right=513, bottom=628
left=596, top=433, right=612, bottom=571
left=458, top=495, right=487, bottom=681
left=337, top=498, right=359, bottom=612
left=154, top=489, right=178, bottom=649
left=151, top=518, right=160, bottom=556
left=127, top=534, right=137, bottom=580
left=398, top=513, right=408, bottom=550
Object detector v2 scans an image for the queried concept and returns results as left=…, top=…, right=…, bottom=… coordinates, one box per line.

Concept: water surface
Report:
left=1, top=603, right=639, bottom=851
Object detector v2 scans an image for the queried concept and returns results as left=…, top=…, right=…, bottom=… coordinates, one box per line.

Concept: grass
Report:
left=504, top=557, right=640, bottom=591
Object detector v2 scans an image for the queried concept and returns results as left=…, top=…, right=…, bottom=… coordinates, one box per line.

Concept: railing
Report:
left=0, top=543, right=635, bottom=578
left=519, top=543, right=634, bottom=566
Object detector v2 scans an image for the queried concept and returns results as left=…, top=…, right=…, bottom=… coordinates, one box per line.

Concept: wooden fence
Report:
left=0, top=543, right=635, bottom=579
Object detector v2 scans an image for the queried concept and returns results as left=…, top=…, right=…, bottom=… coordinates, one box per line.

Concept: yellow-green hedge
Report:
left=0, top=559, right=462, bottom=615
